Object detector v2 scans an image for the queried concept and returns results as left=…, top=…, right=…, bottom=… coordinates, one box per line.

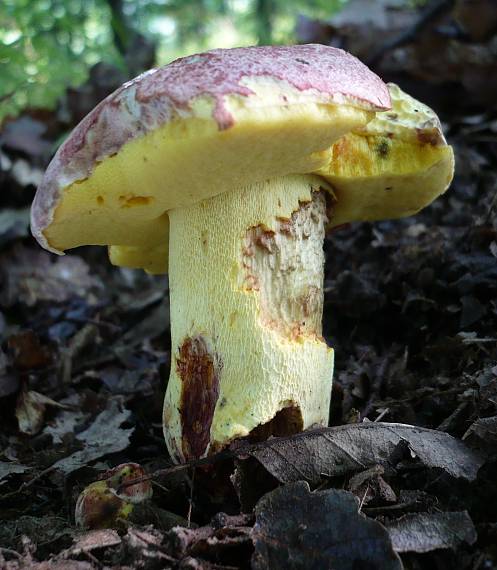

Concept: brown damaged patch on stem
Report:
left=248, top=405, right=303, bottom=442
left=241, top=191, right=328, bottom=341
left=177, top=336, right=221, bottom=461
left=209, top=406, right=304, bottom=455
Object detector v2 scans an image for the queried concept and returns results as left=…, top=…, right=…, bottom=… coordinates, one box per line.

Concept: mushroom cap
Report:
left=321, top=83, right=455, bottom=225
left=103, top=462, right=153, bottom=503
left=74, top=480, right=133, bottom=529
left=31, top=44, right=390, bottom=256
left=74, top=462, right=152, bottom=529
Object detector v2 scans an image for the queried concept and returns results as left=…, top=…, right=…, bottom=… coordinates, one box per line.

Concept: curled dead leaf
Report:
left=248, top=423, right=484, bottom=484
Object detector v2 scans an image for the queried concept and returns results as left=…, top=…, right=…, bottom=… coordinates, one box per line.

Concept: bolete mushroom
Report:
left=75, top=463, right=152, bottom=529
left=31, top=45, right=454, bottom=463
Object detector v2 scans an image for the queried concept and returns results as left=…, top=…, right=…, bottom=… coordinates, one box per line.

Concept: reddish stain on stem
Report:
left=177, top=336, right=221, bottom=460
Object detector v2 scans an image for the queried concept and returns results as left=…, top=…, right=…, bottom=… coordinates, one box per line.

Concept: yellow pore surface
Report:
left=45, top=98, right=371, bottom=253
left=321, top=133, right=454, bottom=226
left=320, top=84, right=454, bottom=226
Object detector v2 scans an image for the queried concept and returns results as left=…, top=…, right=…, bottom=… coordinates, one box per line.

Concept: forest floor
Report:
left=1, top=2, right=497, bottom=569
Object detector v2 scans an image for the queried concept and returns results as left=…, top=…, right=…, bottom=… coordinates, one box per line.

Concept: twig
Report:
left=66, top=317, right=122, bottom=332
left=127, top=528, right=178, bottom=563
left=60, top=324, right=99, bottom=385
left=363, top=499, right=422, bottom=516
left=358, top=485, right=370, bottom=513
left=481, top=188, right=497, bottom=226
left=151, top=480, right=170, bottom=493
left=82, top=550, right=104, bottom=569
left=0, top=465, right=56, bottom=501
left=187, top=468, right=195, bottom=528
left=374, top=408, right=390, bottom=422
left=436, top=401, right=469, bottom=432
left=473, top=552, right=486, bottom=570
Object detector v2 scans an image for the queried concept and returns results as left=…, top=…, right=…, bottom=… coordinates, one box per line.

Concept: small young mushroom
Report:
left=31, top=45, right=454, bottom=463
left=75, top=463, right=152, bottom=529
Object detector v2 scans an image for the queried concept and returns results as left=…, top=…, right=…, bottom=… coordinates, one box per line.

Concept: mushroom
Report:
left=31, top=45, right=454, bottom=463
left=75, top=463, right=152, bottom=529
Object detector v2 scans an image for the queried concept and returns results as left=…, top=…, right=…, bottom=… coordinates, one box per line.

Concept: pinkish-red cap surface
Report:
left=31, top=44, right=391, bottom=252
left=103, top=462, right=153, bottom=503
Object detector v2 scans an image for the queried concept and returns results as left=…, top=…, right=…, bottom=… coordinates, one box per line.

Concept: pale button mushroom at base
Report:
left=30, top=45, right=454, bottom=464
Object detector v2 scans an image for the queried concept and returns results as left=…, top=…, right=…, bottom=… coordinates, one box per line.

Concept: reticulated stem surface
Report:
left=163, top=174, right=334, bottom=462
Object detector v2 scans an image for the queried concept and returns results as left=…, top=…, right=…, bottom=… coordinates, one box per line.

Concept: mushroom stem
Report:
left=163, top=174, right=334, bottom=463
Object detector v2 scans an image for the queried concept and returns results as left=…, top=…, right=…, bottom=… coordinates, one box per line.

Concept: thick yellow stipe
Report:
left=163, top=175, right=334, bottom=462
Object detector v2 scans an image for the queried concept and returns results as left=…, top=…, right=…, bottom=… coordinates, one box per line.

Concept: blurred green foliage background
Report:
left=0, top=0, right=348, bottom=120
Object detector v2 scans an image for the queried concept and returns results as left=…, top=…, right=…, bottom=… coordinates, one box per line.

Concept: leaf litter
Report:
left=51, top=398, right=133, bottom=475
left=252, top=481, right=402, bottom=570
